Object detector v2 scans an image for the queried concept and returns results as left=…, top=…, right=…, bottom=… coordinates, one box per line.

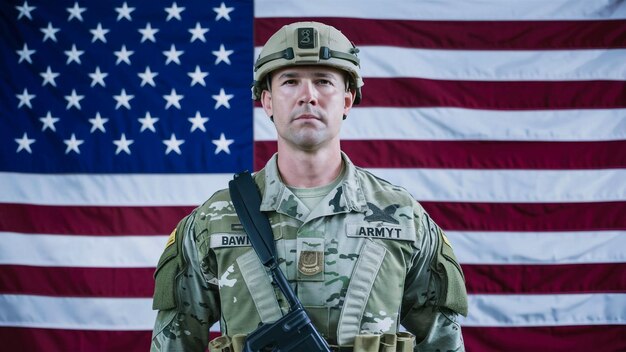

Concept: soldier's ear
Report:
left=343, top=89, right=355, bottom=118
left=261, top=90, right=273, bottom=117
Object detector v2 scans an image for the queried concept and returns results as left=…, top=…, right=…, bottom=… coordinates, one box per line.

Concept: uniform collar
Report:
left=259, top=152, right=368, bottom=216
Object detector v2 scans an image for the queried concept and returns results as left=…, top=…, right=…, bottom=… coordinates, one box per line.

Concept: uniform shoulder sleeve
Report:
left=152, top=214, right=190, bottom=311
left=406, top=202, right=468, bottom=316
left=151, top=206, right=221, bottom=352
left=400, top=203, right=468, bottom=350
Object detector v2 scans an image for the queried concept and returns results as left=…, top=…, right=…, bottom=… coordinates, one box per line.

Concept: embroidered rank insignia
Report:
left=441, top=232, right=452, bottom=247
left=298, top=250, right=323, bottom=276
left=165, top=229, right=176, bottom=248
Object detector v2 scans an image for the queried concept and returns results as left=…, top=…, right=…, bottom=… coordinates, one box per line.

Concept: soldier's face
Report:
left=261, top=66, right=355, bottom=151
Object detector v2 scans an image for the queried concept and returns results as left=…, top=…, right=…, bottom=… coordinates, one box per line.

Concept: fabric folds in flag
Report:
left=1, top=0, right=625, bottom=351
left=1, top=0, right=252, bottom=350
left=253, top=1, right=626, bottom=351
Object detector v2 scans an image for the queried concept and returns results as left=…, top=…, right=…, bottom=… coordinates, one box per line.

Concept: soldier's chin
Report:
left=288, top=133, right=327, bottom=150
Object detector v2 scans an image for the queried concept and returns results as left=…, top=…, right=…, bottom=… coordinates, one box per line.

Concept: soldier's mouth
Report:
left=295, top=114, right=320, bottom=120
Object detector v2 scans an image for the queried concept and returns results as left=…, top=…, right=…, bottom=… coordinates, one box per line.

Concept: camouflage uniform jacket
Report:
left=151, top=152, right=468, bottom=351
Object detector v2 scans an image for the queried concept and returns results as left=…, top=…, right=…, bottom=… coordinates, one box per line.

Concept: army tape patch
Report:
left=346, top=223, right=414, bottom=241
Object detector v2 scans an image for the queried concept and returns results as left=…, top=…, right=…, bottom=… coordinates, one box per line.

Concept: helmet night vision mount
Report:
left=252, top=21, right=364, bottom=104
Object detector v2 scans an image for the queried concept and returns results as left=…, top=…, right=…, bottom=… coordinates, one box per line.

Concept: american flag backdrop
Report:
left=1, top=0, right=625, bottom=351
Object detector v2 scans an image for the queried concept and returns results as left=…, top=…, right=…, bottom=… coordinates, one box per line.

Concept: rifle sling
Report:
left=228, top=172, right=277, bottom=267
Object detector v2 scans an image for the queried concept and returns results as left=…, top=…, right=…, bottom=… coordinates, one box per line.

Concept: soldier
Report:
left=151, top=21, right=468, bottom=352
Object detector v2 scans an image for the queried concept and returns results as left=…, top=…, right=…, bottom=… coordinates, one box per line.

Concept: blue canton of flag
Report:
left=1, top=0, right=253, bottom=174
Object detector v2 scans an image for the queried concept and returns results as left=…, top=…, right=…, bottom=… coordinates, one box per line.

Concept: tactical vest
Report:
left=152, top=153, right=467, bottom=352
left=201, top=167, right=421, bottom=347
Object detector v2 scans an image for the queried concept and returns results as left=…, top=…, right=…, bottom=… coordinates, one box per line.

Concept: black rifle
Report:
left=229, top=172, right=331, bottom=352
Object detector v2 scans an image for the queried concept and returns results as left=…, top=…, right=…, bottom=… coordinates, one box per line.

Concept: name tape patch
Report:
left=210, top=233, right=251, bottom=248
left=346, top=223, right=413, bottom=241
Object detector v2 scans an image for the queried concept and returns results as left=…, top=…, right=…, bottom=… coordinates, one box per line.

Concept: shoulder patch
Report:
left=441, top=231, right=452, bottom=247
left=165, top=229, right=176, bottom=248
left=153, top=215, right=191, bottom=311
left=432, top=227, right=468, bottom=316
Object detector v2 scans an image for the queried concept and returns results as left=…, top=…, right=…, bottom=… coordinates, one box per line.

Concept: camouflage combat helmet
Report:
left=252, top=21, right=364, bottom=104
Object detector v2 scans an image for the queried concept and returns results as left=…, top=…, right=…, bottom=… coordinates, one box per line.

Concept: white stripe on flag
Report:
left=0, top=232, right=168, bottom=268
left=254, top=107, right=626, bottom=141
left=3, top=231, right=624, bottom=268
left=0, top=294, right=156, bottom=330
left=372, top=168, right=626, bottom=202
left=255, top=0, right=626, bottom=20
left=462, top=293, right=626, bottom=327
left=3, top=169, right=624, bottom=205
left=2, top=293, right=623, bottom=330
left=0, top=172, right=231, bottom=206
left=361, top=48, right=626, bottom=81
left=253, top=47, right=626, bottom=81
left=447, top=231, right=626, bottom=265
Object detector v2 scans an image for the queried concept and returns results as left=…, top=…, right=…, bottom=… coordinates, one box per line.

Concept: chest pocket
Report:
left=297, top=237, right=325, bottom=281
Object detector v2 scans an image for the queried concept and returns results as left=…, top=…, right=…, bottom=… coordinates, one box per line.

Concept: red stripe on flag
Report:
left=3, top=263, right=624, bottom=297
left=2, top=201, right=623, bottom=235
left=422, top=201, right=626, bottom=231
left=360, top=78, right=626, bottom=109
left=254, top=140, right=626, bottom=170
left=255, top=18, right=626, bottom=49
left=0, top=327, right=152, bottom=352
left=0, top=203, right=194, bottom=235
left=252, top=79, right=626, bottom=109
left=2, top=326, right=625, bottom=352
left=463, top=325, right=626, bottom=352
left=0, top=265, right=155, bottom=297
left=463, top=263, right=626, bottom=294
